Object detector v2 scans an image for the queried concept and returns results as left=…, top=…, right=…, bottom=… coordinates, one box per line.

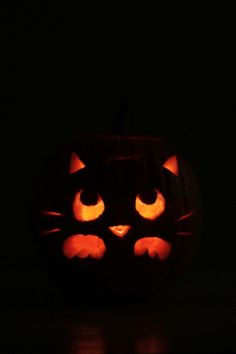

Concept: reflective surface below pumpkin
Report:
left=1, top=268, right=236, bottom=354
left=2, top=303, right=235, bottom=353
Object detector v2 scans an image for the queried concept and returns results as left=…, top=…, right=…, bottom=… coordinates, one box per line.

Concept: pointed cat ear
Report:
left=162, top=155, right=178, bottom=176
left=69, top=152, right=86, bottom=174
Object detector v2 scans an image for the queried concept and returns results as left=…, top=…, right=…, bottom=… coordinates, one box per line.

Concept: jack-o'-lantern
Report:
left=31, top=135, right=201, bottom=300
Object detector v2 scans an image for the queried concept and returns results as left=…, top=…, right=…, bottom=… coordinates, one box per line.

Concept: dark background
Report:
left=1, top=3, right=235, bottom=353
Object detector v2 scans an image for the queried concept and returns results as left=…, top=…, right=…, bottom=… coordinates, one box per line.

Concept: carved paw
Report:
left=134, top=237, right=171, bottom=260
left=63, top=234, right=106, bottom=260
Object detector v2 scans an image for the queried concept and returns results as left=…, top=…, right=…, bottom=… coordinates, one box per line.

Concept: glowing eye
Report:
left=73, top=190, right=105, bottom=222
left=135, top=189, right=165, bottom=220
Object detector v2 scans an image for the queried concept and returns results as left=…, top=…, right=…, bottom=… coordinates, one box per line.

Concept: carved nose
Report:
left=108, top=225, right=131, bottom=238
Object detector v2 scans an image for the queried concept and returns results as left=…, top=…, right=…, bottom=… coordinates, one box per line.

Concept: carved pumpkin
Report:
left=31, top=135, right=201, bottom=299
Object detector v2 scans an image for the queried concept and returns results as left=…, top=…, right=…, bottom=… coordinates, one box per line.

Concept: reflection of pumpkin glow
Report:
left=135, top=337, right=168, bottom=353
left=63, top=234, right=106, bottom=259
left=68, top=324, right=168, bottom=354
left=73, top=191, right=105, bottom=222
left=70, top=152, right=86, bottom=174
left=163, top=155, right=178, bottom=176
left=68, top=325, right=105, bottom=354
left=134, top=237, right=171, bottom=260
left=135, top=190, right=165, bottom=220
left=109, top=225, right=131, bottom=237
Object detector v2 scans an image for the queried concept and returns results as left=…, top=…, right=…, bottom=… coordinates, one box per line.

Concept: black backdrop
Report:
left=1, top=3, right=236, bottom=353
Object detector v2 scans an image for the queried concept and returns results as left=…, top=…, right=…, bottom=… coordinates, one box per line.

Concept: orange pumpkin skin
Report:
left=31, top=135, right=201, bottom=300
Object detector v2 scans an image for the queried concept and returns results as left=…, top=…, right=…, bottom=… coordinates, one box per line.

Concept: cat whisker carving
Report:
left=176, top=210, right=195, bottom=222
left=41, top=211, right=64, bottom=217
left=40, top=228, right=61, bottom=235
left=175, top=232, right=193, bottom=236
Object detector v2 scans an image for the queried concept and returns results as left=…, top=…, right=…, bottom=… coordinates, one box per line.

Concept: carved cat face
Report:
left=33, top=135, right=199, bottom=297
